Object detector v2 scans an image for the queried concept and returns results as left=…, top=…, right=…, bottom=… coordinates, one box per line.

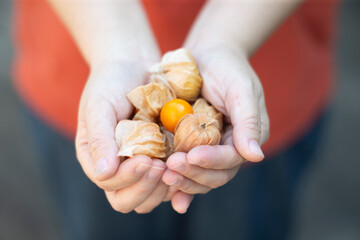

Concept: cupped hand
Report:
left=163, top=44, right=270, bottom=196
left=75, top=60, right=192, bottom=213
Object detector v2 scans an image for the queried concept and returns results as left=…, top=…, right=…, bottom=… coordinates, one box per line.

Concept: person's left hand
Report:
left=162, top=44, right=270, bottom=197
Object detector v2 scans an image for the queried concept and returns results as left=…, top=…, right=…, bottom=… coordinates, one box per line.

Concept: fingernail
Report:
left=249, top=140, right=264, bottom=158
left=135, top=163, right=151, bottom=174
left=148, top=166, right=164, bottom=180
left=95, top=158, right=108, bottom=177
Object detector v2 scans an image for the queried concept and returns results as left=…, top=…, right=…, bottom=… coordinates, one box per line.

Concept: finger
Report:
left=105, top=160, right=165, bottom=213
left=76, top=120, right=97, bottom=179
left=187, top=145, right=246, bottom=170
left=167, top=152, right=238, bottom=189
left=226, top=83, right=265, bottom=162
left=78, top=97, right=120, bottom=181
left=259, top=97, right=270, bottom=145
left=95, top=155, right=153, bottom=191
left=163, top=187, right=178, bottom=202
left=171, top=191, right=194, bottom=214
left=162, top=169, right=211, bottom=194
left=76, top=137, right=153, bottom=191
left=135, top=182, right=168, bottom=214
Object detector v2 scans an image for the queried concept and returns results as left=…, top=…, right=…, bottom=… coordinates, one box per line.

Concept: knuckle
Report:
left=195, top=158, right=211, bottom=168
left=88, top=136, right=108, bottom=156
left=179, top=179, right=192, bottom=193
left=243, top=115, right=261, bottom=134
left=185, top=168, right=201, bottom=180
left=201, top=161, right=211, bottom=168
left=134, top=185, right=151, bottom=196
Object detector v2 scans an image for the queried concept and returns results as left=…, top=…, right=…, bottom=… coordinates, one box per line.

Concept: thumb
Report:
left=86, top=98, right=120, bottom=181
left=227, top=86, right=265, bottom=162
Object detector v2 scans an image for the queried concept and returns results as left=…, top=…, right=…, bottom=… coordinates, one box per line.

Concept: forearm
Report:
left=186, top=0, right=304, bottom=56
left=48, top=0, right=159, bottom=67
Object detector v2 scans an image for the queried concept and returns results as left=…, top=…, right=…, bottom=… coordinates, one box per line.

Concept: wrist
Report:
left=89, top=44, right=160, bottom=71
left=86, top=59, right=146, bottom=92
left=185, top=39, right=250, bottom=63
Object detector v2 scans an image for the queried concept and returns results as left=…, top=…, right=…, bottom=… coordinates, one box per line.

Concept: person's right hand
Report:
left=50, top=0, right=194, bottom=214
left=75, top=60, right=176, bottom=214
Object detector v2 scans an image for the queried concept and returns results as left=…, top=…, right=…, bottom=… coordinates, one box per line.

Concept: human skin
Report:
left=162, top=0, right=304, bottom=202
left=48, top=0, right=193, bottom=214
left=48, top=0, right=303, bottom=214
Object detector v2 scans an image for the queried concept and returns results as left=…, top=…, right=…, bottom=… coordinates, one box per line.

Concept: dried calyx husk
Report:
left=174, top=113, right=221, bottom=153
left=115, top=120, right=166, bottom=160
left=127, top=82, right=175, bottom=122
left=150, top=48, right=203, bottom=102
left=160, top=125, right=175, bottom=160
left=193, top=98, right=223, bottom=131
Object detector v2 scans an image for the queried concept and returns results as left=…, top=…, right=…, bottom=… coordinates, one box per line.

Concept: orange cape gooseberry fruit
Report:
left=174, top=113, right=221, bottom=153
left=160, top=99, right=193, bottom=133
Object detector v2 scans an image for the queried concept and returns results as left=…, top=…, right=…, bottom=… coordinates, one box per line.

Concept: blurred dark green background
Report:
left=1, top=0, right=359, bottom=239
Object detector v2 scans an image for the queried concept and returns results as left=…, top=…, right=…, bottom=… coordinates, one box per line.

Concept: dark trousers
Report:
left=25, top=107, right=328, bottom=240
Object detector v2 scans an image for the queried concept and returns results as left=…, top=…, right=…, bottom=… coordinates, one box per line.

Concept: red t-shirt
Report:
left=12, top=0, right=339, bottom=156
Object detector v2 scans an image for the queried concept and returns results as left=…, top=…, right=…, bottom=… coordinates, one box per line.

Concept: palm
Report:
left=83, top=63, right=148, bottom=122
left=195, top=47, right=249, bottom=148
left=76, top=62, right=148, bottom=182
left=76, top=61, right=194, bottom=214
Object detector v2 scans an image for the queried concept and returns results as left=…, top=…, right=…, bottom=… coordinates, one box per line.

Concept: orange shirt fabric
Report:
left=12, top=0, right=339, bottom=157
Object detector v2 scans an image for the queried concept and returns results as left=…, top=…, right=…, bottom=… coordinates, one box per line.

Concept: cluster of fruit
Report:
left=115, top=48, right=223, bottom=161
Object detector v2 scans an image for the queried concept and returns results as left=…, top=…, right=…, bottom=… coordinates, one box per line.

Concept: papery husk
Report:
left=115, top=120, right=166, bottom=159
left=174, top=113, right=221, bottom=153
left=132, top=110, right=153, bottom=122
left=160, top=125, right=175, bottom=160
left=193, top=98, right=223, bottom=130
left=150, top=48, right=203, bottom=102
left=127, top=82, right=175, bottom=122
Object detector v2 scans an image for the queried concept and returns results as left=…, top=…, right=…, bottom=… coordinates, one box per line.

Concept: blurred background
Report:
left=0, top=0, right=359, bottom=239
